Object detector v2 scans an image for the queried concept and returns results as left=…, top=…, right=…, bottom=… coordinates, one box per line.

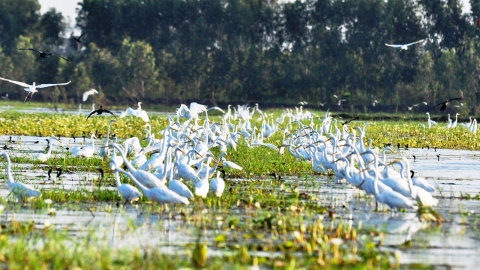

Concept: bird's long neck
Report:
left=398, top=159, right=416, bottom=198
left=373, top=169, right=380, bottom=195
left=104, top=124, right=112, bottom=146
left=114, top=170, right=122, bottom=188
left=115, top=167, right=148, bottom=193
left=403, top=159, right=416, bottom=198
left=46, top=140, right=53, bottom=155
left=203, top=157, right=212, bottom=181
left=3, top=154, right=14, bottom=185
left=113, top=144, right=135, bottom=172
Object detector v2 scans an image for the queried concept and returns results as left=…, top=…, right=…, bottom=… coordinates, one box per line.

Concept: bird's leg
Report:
left=29, top=93, right=35, bottom=103
left=24, top=92, right=31, bottom=102
left=123, top=200, right=127, bottom=208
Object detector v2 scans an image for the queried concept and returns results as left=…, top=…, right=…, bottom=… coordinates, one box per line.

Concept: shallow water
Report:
left=0, top=133, right=479, bottom=268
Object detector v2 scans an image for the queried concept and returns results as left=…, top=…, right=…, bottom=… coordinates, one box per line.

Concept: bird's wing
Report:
left=18, top=48, right=43, bottom=53
left=405, top=39, right=425, bottom=46
left=104, top=109, right=116, bottom=116
left=55, top=54, right=69, bottom=61
left=82, top=89, right=97, bottom=101
left=36, top=81, right=71, bottom=89
left=448, top=97, right=462, bottom=102
left=136, top=111, right=149, bottom=122
left=86, top=110, right=96, bottom=120
left=207, top=106, right=225, bottom=114
left=385, top=43, right=403, bottom=48
left=176, top=104, right=189, bottom=117
left=189, top=102, right=207, bottom=114
left=432, top=101, right=444, bottom=109
left=0, top=77, right=31, bottom=88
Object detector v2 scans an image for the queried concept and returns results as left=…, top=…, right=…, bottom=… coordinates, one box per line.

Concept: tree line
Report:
left=1, top=0, right=480, bottom=114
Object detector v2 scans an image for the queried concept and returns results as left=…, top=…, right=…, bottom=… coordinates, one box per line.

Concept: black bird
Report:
left=97, top=168, right=104, bottom=179
left=342, top=116, right=360, bottom=126
left=17, top=48, right=69, bottom=61
left=48, top=168, right=63, bottom=180
left=86, top=106, right=115, bottom=120
left=436, top=154, right=441, bottom=161
left=56, top=168, right=63, bottom=178
left=72, top=32, right=86, bottom=43
left=412, top=155, right=416, bottom=162
left=47, top=168, right=53, bottom=180
left=432, top=98, right=462, bottom=111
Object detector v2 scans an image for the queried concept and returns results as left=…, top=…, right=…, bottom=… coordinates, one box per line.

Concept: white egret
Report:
left=33, top=136, right=61, bottom=162
left=451, top=113, right=459, bottom=128
left=174, top=158, right=202, bottom=185
left=113, top=170, right=142, bottom=204
left=410, top=170, right=434, bottom=192
left=82, top=88, right=98, bottom=102
left=219, top=156, right=243, bottom=171
left=426, top=112, right=436, bottom=128
left=176, top=102, right=207, bottom=123
left=108, top=137, right=124, bottom=169
left=194, top=156, right=212, bottom=198
left=398, top=158, right=438, bottom=207
left=209, top=171, right=225, bottom=197
left=385, top=39, right=425, bottom=50
left=114, top=166, right=189, bottom=205
left=99, top=119, right=116, bottom=158
left=0, top=152, right=40, bottom=201
left=371, top=169, right=416, bottom=210
left=120, top=102, right=149, bottom=122
left=0, top=77, right=71, bottom=102
left=70, top=134, right=97, bottom=158
left=110, top=143, right=165, bottom=188
left=167, top=166, right=193, bottom=199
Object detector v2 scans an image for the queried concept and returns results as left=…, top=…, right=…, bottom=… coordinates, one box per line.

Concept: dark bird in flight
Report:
left=342, top=116, right=360, bottom=126
left=17, top=48, right=69, bottom=61
left=86, top=105, right=115, bottom=120
left=72, top=32, right=86, bottom=43
left=432, top=98, right=462, bottom=111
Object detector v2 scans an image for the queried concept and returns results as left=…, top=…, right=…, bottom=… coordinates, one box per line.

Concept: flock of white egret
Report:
left=0, top=102, right=440, bottom=213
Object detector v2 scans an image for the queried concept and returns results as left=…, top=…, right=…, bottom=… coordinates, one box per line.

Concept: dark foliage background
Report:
left=0, top=0, right=479, bottom=114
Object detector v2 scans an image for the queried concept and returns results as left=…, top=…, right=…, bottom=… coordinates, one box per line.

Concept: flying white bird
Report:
left=385, top=39, right=425, bottom=50
left=120, top=102, right=149, bottom=122
left=82, top=89, right=98, bottom=102
left=0, top=77, right=70, bottom=102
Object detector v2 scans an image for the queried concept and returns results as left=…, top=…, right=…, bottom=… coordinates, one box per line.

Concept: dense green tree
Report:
left=118, top=38, right=158, bottom=100
left=0, top=0, right=40, bottom=52
left=40, top=8, right=66, bottom=47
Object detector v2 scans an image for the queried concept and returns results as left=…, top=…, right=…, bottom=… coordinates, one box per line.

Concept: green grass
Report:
left=0, top=109, right=473, bottom=268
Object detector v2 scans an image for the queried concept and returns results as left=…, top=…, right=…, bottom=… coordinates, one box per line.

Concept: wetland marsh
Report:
left=0, top=103, right=478, bottom=269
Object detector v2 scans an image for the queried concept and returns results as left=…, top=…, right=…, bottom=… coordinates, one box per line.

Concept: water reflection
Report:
left=0, top=135, right=479, bottom=268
